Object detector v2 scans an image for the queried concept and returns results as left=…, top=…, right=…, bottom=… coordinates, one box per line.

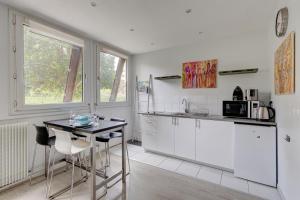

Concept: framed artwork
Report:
left=274, top=32, right=295, bottom=95
left=182, top=59, right=217, bottom=88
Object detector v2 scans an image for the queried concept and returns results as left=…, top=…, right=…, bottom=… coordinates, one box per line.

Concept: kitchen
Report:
left=0, top=1, right=299, bottom=200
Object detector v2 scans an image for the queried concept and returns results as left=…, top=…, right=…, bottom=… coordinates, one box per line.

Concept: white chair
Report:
left=47, top=128, right=91, bottom=199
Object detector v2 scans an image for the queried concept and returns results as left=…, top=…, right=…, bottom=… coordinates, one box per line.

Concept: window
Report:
left=98, top=50, right=127, bottom=103
left=11, top=12, right=87, bottom=113
left=23, top=21, right=84, bottom=105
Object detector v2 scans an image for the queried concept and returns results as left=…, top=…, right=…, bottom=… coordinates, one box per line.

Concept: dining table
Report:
left=44, top=118, right=128, bottom=200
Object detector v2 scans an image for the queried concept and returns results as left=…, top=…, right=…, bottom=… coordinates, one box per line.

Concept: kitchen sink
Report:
left=171, top=112, right=187, bottom=116
left=190, top=112, right=209, bottom=117
left=170, top=112, right=209, bottom=117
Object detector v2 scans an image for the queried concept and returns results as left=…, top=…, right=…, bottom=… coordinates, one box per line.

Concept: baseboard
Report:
left=277, top=185, right=286, bottom=200
left=144, top=148, right=234, bottom=173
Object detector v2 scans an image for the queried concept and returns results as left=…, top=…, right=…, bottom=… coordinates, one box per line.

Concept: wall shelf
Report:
left=218, top=68, right=258, bottom=76
left=154, top=75, right=181, bottom=80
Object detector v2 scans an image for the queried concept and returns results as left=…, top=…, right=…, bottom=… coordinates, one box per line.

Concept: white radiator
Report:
left=0, top=122, right=28, bottom=188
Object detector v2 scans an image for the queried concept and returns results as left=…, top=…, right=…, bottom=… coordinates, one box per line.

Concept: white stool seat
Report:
left=47, top=128, right=91, bottom=200
left=71, top=139, right=91, bottom=154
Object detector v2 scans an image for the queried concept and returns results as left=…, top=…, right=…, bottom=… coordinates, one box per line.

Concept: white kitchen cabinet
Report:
left=156, top=116, right=175, bottom=155
left=234, top=124, right=276, bottom=187
left=141, top=115, right=157, bottom=150
left=174, top=117, right=196, bottom=160
left=196, top=119, right=234, bottom=170
left=141, top=115, right=175, bottom=154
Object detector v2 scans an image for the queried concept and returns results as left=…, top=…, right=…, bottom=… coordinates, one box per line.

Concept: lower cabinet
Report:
left=141, top=115, right=157, bottom=150
left=234, top=124, right=276, bottom=186
left=195, top=119, right=234, bottom=170
left=141, top=115, right=174, bottom=155
left=141, top=114, right=276, bottom=185
left=174, top=117, right=196, bottom=160
left=156, top=116, right=174, bottom=155
left=142, top=116, right=235, bottom=170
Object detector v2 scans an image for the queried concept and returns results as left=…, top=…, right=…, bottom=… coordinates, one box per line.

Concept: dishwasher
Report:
left=234, top=122, right=277, bottom=187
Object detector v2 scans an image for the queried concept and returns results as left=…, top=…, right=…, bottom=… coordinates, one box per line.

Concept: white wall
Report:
left=132, top=31, right=271, bottom=139
left=269, top=1, right=300, bottom=199
left=0, top=3, right=133, bottom=176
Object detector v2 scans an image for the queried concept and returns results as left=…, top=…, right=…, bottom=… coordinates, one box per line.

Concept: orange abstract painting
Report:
left=275, top=32, right=295, bottom=95
left=182, top=59, right=217, bottom=88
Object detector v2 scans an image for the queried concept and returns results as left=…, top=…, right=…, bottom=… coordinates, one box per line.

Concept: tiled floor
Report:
left=221, top=171, right=249, bottom=193
left=176, top=161, right=201, bottom=177
left=197, top=166, right=222, bottom=185
left=111, top=144, right=281, bottom=200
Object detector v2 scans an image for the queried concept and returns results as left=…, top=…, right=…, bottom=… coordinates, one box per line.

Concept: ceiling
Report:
left=0, top=0, right=275, bottom=54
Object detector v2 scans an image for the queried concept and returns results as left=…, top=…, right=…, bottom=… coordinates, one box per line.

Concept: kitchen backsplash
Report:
left=138, top=93, right=225, bottom=115
left=138, top=92, right=271, bottom=115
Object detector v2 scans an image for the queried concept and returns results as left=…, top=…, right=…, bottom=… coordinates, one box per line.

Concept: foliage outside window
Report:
left=23, top=23, right=84, bottom=105
left=99, top=52, right=127, bottom=103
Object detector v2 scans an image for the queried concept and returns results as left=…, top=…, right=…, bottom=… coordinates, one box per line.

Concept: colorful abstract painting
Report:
left=275, top=32, right=295, bottom=95
left=182, top=59, right=217, bottom=88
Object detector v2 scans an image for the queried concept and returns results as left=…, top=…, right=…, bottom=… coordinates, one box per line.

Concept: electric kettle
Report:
left=256, top=106, right=275, bottom=121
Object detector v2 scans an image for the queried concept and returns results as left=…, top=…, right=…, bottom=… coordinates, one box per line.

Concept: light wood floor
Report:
left=0, top=154, right=264, bottom=200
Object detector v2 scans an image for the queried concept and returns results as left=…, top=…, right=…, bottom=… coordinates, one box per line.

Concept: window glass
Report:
left=99, top=52, right=127, bottom=103
left=23, top=25, right=83, bottom=105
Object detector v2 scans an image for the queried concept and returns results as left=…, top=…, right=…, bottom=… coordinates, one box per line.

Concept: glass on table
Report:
left=90, top=113, right=98, bottom=127
left=69, top=111, right=76, bottom=125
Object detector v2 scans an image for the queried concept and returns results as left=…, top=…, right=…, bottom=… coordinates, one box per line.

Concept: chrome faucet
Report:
left=182, top=98, right=190, bottom=113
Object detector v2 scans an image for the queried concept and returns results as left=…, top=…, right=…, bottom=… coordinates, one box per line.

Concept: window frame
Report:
left=9, top=10, right=90, bottom=114
left=96, top=44, right=129, bottom=107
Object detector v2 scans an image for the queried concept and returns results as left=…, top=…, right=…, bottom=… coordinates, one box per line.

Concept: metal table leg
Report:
left=45, top=146, right=47, bottom=178
left=121, top=126, right=127, bottom=196
left=90, top=135, right=96, bottom=200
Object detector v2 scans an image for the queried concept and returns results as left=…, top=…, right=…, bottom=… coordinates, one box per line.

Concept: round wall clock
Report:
left=275, top=7, right=289, bottom=37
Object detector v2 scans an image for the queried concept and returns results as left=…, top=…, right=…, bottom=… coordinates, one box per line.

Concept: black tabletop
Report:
left=44, top=119, right=127, bottom=134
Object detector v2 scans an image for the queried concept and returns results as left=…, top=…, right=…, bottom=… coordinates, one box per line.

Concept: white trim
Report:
left=9, top=9, right=91, bottom=115
left=97, top=44, right=129, bottom=60
left=96, top=44, right=130, bottom=108
left=277, top=185, right=286, bottom=200
left=24, top=19, right=84, bottom=47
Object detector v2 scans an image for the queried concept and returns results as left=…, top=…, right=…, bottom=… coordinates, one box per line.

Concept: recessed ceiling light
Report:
left=185, top=9, right=192, bottom=14
left=90, top=1, right=97, bottom=7
left=130, top=28, right=135, bottom=32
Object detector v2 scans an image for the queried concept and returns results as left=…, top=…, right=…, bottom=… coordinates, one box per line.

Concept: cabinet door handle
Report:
left=197, top=120, right=200, bottom=129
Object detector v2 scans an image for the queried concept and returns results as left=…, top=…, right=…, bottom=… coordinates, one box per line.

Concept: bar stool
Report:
left=30, top=124, right=56, bottom=184
left=96, top=118, right=130, bottom=171
left=47, top=128, right=91, bottom=199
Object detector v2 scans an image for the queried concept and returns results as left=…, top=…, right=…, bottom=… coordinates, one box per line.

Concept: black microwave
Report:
left=223, top=101, right=251, bottom=118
